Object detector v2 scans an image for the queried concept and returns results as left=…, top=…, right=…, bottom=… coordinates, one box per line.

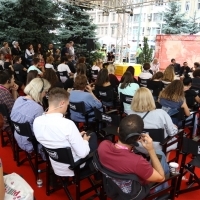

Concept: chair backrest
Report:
left=94, top=108, right=120, bottom=127
left=43, top=146, right=75, bottom=167
left=0, top=65, right=3, bottom=71
left=138, top=77, right=148, bottom=87
left=58, top=71, right=69, bottom=78
left=0, top=104, right=10, bottom=118
left=143, top=129, right=165, bottom=143
left=91, top=69, right=98, bottom=79
left=92, top=151, right=150, bottom=200
left=120, top=93, right=133, bottom=105
left=12, top=121, right=33, bottom=138
left=69, top=101, right=86, bottom=115
left=98, top=88, right=114, bottom=102
left=182, top=137, right=200, bottom=156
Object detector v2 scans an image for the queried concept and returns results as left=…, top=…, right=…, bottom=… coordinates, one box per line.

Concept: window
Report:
left=153, top=13, right=162, bottom=22
left=101, top=27, right=104, bottom=34
left=112, top=13, right=115, bottom=21
left=106, top=16, right=109, bottom=22
left=155, top=0, right=164, bottom=6
left=134, top=14, right=140, bottom=23
left=151, top=27, right=161, bottom=36
left=143, top=13, right=146, bottom=22
left=185, top=1, right=190, bottom=11
left=198, top=0, right=200, bottom=10
left=132, top=27, right=138, bottom=36
left=98, top=15, right=100, bottom=22
left=105, top=27, right=108, bottom=34
left=111, top=27, right=115, bottom=35
left=102, top=15, right=104, bottom=22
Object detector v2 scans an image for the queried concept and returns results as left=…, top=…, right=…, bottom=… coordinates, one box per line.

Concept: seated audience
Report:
left=0, top=70, right=18, bottom=113
left=74, top=63, right=86, bottom=81
left=107, top=64, right=119, bottom=92
left=159, top=80, right=190, bottom=125
left=95, top=68, right=116, bottom=106
left=179, top=62, right=191, bottom=76
left=147, top=72, right=164, bottom=100
left=162, top=65, right=175, bottom=87
left=4, top=54, right=13, bottom=71
left=192, top=62, right=200, bottom=71
left=57, top=56, right=72, bottom=83
left=10, top=78, right=50, bottom=158
left=25, top=44, right=34, bottom=67
left=128, top=87, right=177, bottom=152
left=27, top=58, right=43, bottom=76
left=26, top=70, right=38, bottom=85
left=67, top=55, right=76, bottom=73
left=0, top=53, right=4, bottom=70
left=138, top=63, right=153, bottom=87
left=45, top=54, right=55, bottom=71
left=183, top=76, right=200, bottom=108
left=118, top=71, right=139, bottom=114
left=150, top=58, right=160, bottom=74
left=192, top=68, right=200, bottom=89
left=69, top=75, right=102, bottom=122
left=98, top=114, right=168, bottom=187
left=33, top=88, right=98, bottom=177
left=43, top=68, right=63, bottom=89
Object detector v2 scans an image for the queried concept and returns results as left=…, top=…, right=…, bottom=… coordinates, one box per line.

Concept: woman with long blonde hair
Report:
left=162, top=65, right=175, bottom=87
left=129, top=87, right=177, bottom=152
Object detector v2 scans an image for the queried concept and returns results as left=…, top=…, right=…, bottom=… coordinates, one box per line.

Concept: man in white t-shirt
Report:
left=57, top=56, right=73, bottom=83
left=33, top=88, right=92, bottom=177
left=27, top=57, right=43, bottom=76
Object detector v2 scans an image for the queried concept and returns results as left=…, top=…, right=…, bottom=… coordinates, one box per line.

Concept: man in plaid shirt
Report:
left=0, top=70, right=18, bottom=125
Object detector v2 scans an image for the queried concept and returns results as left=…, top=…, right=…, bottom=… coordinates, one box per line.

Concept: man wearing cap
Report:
left=98, top=114, right=168, bottom=185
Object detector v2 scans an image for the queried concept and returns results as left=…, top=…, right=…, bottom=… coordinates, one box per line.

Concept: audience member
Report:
left=151, top=58, right=160, bottom=74
left=138, top=63, right=153, bottom=86
left=34, top=43, right=44, bottom=56
left=61, top=43, right=70, bottom=57
left=33, top=87, right=98, bottom=177
left=192, top=68, right=200, bottom=89
left=107, top=64, right=119, bottom=91
left=0, top=54, right=4, bottom=69
left=0, top=70, right=18, bottom=113
left=45, top=54, right=55, bottom=71
left=162, top=65, right=175, bottom=87
left=98, top=114, right=167, bottom=186
left=11, top=41, right=22, bottom=57
left=43, top=68, right=63, bottom=89
left=192, top=62, right=200, bottom=71
left=118, top=71, right=139, bottom=114
left=10, top=78, right=50, bottom=158
left=69, top=75, right=102, bottom=122
left=120, top=66, right=138, bottom=84
left=4, top=54, right=13, bottom=71
left=179, top=62, right=191, bottom=76
left=57, top=56, right=72, bottom=83
left=128, top=87, right=177, bottom=153
left=74, top=63, right=86, bottom=81
left=27, top=58, right=43, bottom=76
left=26, top=70, right=38, bottom=85
left=147, top=71, right=164, bottom=100
left=47, top=43, right=56, bottom=57
left=25, top=44, right=34, bottom=66
left=159, top=80, right=190, bottom=125
left=67, top=55, right=76, bottom=73
left=171, top=58, right=181, bottom=75
left=0, top=42, right=11, bottom=56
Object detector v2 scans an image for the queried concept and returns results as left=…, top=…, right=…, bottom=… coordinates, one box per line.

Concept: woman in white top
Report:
left=151, top=58, right=160, bottom=74
left=118, top=71, right=139, bottom=114
left=128, top=87, right=178, bottom=154
left=45, top=55, right=55, bottom=71
left=25, top=44, right=34, bottom=66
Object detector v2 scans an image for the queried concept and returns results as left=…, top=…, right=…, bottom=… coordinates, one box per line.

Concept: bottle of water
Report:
left=37, top=169, right=43, bottom=188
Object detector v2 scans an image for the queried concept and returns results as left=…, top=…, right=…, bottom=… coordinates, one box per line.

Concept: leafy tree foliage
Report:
left=162, top=1, right=190, bottom=34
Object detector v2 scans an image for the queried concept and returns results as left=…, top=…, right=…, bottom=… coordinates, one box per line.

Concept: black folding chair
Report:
left=0, top=104, right=15, bottom=160
left=12, top=121, right=45, bottom=180
left=138, top=77, right=149, bottom=87
left=94, top=108, right=120, bottom=142
left=93, top=151, right=179, bottom=200
left=119, top=92, right=133, bottom=116
left=58, top=71, right=69, bottom=82
left=91, top=69, right=99, bottom=81
left=43, top=146, right=101, bottom=200
left=144, top=128, right=184, bottom=163
left=14, top=70, right=26, bottom=84
left=176, top=137, right=200, bottom=197
left=69, top=101, right=95, bottom=131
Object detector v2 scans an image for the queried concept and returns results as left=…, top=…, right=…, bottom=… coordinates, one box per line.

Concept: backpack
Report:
left=93, top=151, right=150, bottom=200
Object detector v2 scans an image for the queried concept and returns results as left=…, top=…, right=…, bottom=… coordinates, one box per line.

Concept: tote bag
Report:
left=4, top=173, right=34, bottom=200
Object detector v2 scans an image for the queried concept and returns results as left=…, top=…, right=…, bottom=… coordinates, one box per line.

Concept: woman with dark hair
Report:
left=147, top=71, right=164, bottom=100
left=95, top=68, right=116, bottom=106
left=26, top=70, right=38, bottom=85
left=43, top=68, right=63, bottom=89
left=69, top=75, right=102, bottom=122
left=34, top=44, right=44, bottom=56
left=118, top=71, right=139, bottom=114
left=120, top=66, right=138, bottom=83
left=4, top=54, right=13, bottom=71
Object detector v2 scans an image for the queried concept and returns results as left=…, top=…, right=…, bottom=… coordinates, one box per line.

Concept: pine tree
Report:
left=162, top=1, right=190, bottom=34
left=188, top=12, right=200, bottom=34
left=57, top=2, right=97, bottom=48
left=138, top=37, right=153, bottom=65
left=0, top=0, right=59, bottom=48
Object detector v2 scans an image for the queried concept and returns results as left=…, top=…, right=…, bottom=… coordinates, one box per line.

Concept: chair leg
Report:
left=60, top=178, right=73, bottom=200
